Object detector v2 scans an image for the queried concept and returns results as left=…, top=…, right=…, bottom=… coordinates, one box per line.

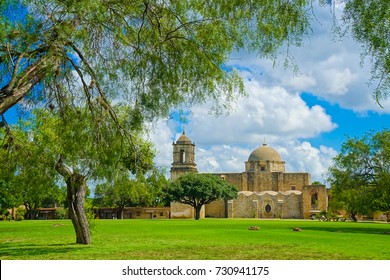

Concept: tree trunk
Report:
left=66, top=172, right=91, bottom=244
left=55, top=157, right=91, bottom=245
left=194, top=204, right=202, bottom=220
left=119, top=206, right=124, bottom=219
left=350, top=212, right=358, bottom=222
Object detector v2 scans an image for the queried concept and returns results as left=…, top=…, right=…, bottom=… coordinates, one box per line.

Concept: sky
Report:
left=145, top=3, right=390, bottom=185
left=4, top=2, right=390, bottom=185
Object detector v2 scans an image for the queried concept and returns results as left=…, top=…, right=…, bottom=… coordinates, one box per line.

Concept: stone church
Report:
left=170, top=131, right=328, bottom=219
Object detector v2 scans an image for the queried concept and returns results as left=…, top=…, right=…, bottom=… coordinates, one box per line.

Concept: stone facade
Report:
left=170, top=132, right=328, bottom=219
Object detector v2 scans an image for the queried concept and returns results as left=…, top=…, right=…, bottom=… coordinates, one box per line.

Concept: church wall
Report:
left=241, top=172, right=248, bottom=191
left=253, top=172, right=276, bottom=192
left=246, top=161, right=285, bottom=173
left=280, top=173, right=311, bottom=192
left=272, top=173, right=282, bottom=192
left=233, top=193, right=258, bottom=218
left=280, top=192, right=303, bottom=219
left=170, top=202, right=205, bottom=219
left=230, top=191, right=304, bottom=219
left=268, top=161, right=285, bottom=172
left=302, top=185, right=328, bottom=218
left=246, top=172, right=255, bottom=192
left=216, top=173, right=244, bottom=190
left=205, top=199, right=226, bottom=218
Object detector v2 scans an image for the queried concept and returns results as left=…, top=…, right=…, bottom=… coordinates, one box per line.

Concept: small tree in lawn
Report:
left=166, top=173, right=237, bottom=220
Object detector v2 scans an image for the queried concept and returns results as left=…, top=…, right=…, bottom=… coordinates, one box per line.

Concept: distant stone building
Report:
left=94, top=207, right=170, bottom=220
left=170, top=131, right=328, bottom=219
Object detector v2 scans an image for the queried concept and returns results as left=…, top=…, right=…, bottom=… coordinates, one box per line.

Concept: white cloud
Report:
left=278, top=141, right=338, bottom=183
left=230, top=3, right=390, bottom=113
left=188, top=78, right=337, bottom=145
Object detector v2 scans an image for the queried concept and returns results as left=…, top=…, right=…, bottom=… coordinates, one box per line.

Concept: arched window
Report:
left=265, top=204, right=271, bottom=213
left=180, top=149, right=186, bottom=163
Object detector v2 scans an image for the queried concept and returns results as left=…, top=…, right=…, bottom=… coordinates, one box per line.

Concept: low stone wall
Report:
left=230, top=191, right=304, bottom=219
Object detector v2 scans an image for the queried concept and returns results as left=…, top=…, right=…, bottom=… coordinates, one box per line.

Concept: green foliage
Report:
left=0, top=0, right=314, bottom=117
left=168, top=173, right=238, bottom=203
left=144, top=168, right=169, bottom=207
left=94, top=173, right=147, bottom=208
left=327, top=129, right=390, bottom=218
left=14, top=207, right=26, bottom=221
left=84, top=198, right=98, bottom=234
left=340, top=0, right=390, bottom=102
left=94, top=167, right=168, bottom=209
left=0, top=180, right=20, bottom=213
left=1, top=0, right=390, bottom=117
left=0, top=125, right=63, bottom=218
left=54, top=208, right=68, bottom=220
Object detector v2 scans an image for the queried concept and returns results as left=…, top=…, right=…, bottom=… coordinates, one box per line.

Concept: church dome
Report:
left=248, top=144, right=282, bottom=162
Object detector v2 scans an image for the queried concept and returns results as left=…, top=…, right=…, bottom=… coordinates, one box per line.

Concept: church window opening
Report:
left=291, top=186, right=296, bottom=190
left=311, top=193, right=318, bottom=206
left=265, top=204, right=271, bottom=213
left=260, top=166, right=266, bottom=171
left=180, top=149, right=186, bottom=163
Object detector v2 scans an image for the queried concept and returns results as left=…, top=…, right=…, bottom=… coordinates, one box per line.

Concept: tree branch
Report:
left=55, top=155, right=73, bottom=178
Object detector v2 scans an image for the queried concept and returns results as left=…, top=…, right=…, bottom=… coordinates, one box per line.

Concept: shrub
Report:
left=55, top=208, right=68, bottom=219
left=15, top=207, right=26, bottom=221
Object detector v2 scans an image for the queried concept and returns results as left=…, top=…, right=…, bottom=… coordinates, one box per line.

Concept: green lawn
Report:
left=0, top=219, right=389, bottom=260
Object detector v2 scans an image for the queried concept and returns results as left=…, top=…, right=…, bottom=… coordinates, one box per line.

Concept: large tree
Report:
left=166, top=173, right=237, bottom=220
left=1, top=108, right=154, bottom=243
left=327, top=130, right=390, bottom=222
left=0, top=0, right=314, bottom=118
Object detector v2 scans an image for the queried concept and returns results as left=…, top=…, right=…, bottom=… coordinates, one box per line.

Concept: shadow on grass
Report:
left=301, top=224, right=390, bottom=235
left=0, top=242, right=88, bottom=259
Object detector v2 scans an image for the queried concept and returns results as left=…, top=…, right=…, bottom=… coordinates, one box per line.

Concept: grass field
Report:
left=0, top=219, right=389, bottom=260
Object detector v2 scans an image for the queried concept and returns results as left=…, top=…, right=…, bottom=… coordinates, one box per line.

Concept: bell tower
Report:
left=170, top=130, right=197, bottom=180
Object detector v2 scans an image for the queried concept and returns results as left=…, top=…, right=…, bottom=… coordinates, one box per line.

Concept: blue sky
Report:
left=4, top=2, right=390, bottom=185
left=300, top=92, right=390, bottom=150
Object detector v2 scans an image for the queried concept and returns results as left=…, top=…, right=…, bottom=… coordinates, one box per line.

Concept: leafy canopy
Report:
left=0, top=0, right=312, bottom=119
left=327, top=129, right=390, bottom=217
